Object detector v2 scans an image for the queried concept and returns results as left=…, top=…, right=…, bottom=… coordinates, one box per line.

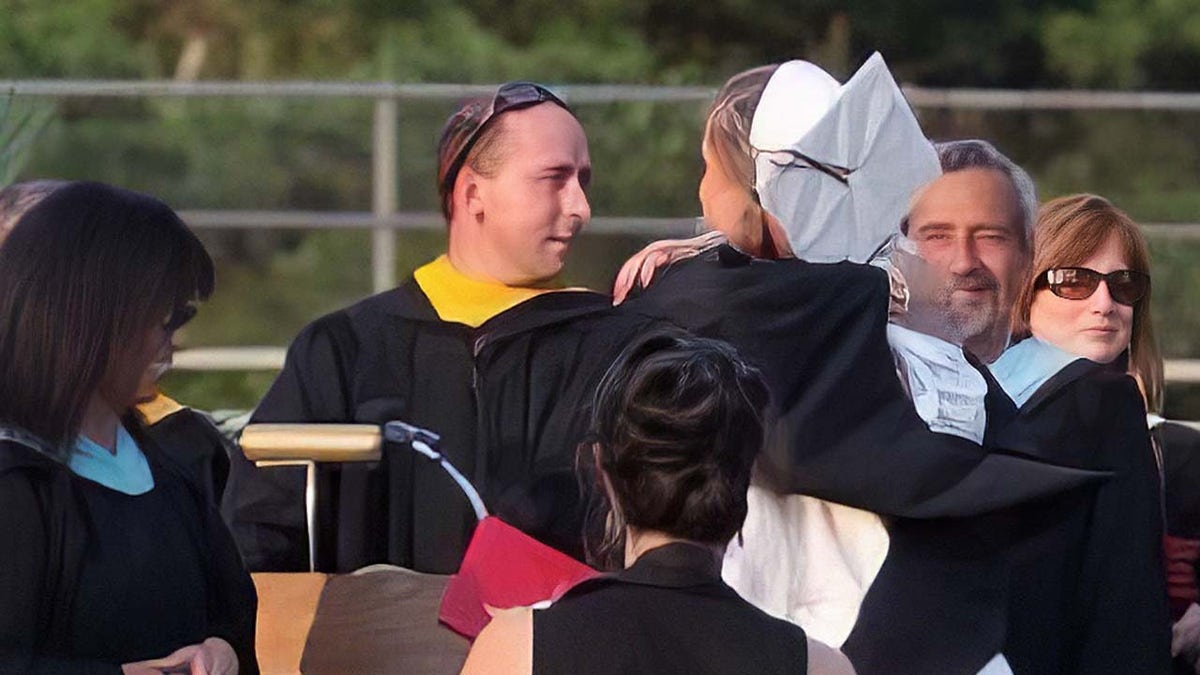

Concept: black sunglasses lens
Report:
left=1107, top=271, right=1149, bottom=305
left=1048, top=268, right=1100, bottom=300
left=494, top=84, right=541, bottom=111
left=1047, top=268, right=1149, bottom=305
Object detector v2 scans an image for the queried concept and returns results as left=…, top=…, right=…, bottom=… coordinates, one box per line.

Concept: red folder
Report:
left=439, top=516, right=601, bottom=638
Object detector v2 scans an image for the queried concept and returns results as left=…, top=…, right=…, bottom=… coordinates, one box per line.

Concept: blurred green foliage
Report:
left=1042, top=0, right=1200, bottom=88
left=3, top=0, right=1200, bottom=412
left=0, top=93, right=53, bottom=185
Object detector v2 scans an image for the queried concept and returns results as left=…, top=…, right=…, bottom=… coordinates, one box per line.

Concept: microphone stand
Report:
left=383, top=421, right=489, bottom=522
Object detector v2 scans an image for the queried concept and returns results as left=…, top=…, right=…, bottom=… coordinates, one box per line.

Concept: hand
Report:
left=612, top=231, right=726, bottom=305
left=884, top=241, right=963, bottom=345
left=1173, top=603, right=1200, bottom=671
left=123, top=644, right=195, bottom=674
left=122, top=637, right=238, bottom=675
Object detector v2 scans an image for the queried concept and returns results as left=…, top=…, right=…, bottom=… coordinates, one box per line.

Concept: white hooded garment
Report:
left=750, top=52, right=942, bottom=263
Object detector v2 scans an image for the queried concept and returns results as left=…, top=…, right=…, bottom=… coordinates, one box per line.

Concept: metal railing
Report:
left=6, top=79, right=1200, bottom=380
left=172, top=346, right=1200, bottom=387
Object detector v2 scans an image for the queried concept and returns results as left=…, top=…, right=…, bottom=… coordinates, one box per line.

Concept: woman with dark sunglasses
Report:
left=984, top=193, right=1172, bottom=673
left=0, top=182, right=256, bottom=674
left=1014, top=194, right=1160, bottom=393
left=0, top=180, right=234, bottom=508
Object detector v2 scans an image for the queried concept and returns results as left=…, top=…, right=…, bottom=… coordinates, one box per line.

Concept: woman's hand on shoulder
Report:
left=612, top=231, right=726, bottom=305
left=122, top=636, right=237, bottom=675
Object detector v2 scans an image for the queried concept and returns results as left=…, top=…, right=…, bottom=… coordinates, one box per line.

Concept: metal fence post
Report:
left=372, top=96, right=398, bottom=293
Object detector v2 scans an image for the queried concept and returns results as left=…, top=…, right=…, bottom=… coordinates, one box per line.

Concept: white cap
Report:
left=749, top=60, right=841, bottom=150
left=749, top=52, right=942, bottom=263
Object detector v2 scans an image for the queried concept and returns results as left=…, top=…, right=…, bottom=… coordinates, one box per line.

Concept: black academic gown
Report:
left=849, top=353, right=1170, bottom=674
left=621, top=246, right=1115, bottom=673
left=989, top=358, right=1171, bottom=674
left=1158, top=420, right=1200, bottom=674
left=142, top=406, right=231, bottom=506
left=620, top=245, right=1102, bottom=519
left=841, top=360, right=1028, bottom=675
left=1162, top=422, right=1200, bottom=550
left=0, top=423, right=257, bottom=675
left=223, top=277, right=660, bottom=573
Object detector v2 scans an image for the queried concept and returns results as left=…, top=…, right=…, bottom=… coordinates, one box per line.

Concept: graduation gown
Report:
left=1159, top=420, right=1200, bottom=618
left=621, top=246, right=1119, bottom=673
left=0, top=423, right=257, bottom=675
left=137, top=395, right=232, bottom=505
left=991, top=359, right=1171, bottom=674
left=841, top=360, right=1027, bottom=675
left=223, top=277, right=660, bottom=574
left=619, top=245, right=1102, bottom=519
left=846, top=347, right=1168, bottom=673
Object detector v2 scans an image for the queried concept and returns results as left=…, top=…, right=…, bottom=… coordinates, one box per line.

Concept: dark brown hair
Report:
left=584, top=330, right=770, bottom=567
left=1012, top=193, right=1162, bottom=412
left=0, top=182, right=214, bottom=456
left=437, top=96, right=504, bottom=221
left=0, top=179, right=68, bottom=246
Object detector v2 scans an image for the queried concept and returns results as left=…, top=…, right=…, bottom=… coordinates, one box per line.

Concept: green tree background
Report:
left=3, top=0, right=1199, bottom=414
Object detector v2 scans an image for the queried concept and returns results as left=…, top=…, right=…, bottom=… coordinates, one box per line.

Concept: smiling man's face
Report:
left=904, top=167, right=1029, bottom=362
left=458, top=103, right=592, bottom=287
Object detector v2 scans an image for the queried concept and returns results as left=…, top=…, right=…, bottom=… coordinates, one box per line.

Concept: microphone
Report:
left=241, top=421, right=489, bottom=521
left=384, top=421, right=488, bottom=522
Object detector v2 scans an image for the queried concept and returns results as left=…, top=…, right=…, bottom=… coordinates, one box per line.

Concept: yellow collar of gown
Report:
left=413, top=255, right=562, bottom=328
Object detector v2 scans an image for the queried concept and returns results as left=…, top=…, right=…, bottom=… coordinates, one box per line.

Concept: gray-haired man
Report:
left=900, top=139, right=1037, bottom=363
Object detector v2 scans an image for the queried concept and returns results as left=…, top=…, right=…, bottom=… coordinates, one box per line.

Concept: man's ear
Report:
left=459, top=167, right=486, bottom=222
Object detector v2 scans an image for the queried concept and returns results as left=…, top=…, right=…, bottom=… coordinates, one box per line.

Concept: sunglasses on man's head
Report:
left=439, top=82, right=570, bottom=193
left=1039, top=267, right=1150, bottom=306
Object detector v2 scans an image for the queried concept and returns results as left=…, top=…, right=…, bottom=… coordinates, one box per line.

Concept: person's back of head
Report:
left=704, top=65, right=779, bottom=205
left=700, top=64, right=791, bottom=258
left=0, top=181, right=213, bottom=455
left=586, top=330, right=771, bottom=567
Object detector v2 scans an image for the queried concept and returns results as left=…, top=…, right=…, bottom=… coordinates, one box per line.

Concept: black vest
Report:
left=532, top=543, right=808, bottom=674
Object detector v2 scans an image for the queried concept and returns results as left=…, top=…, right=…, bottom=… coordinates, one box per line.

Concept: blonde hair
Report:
left=702, top=65, right=788, bottom=258
left=1013, top=194, right=1163, bottom=412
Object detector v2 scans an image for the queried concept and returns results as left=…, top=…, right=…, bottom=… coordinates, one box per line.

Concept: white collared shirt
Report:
left=887, top=323, right=989, bottom=443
